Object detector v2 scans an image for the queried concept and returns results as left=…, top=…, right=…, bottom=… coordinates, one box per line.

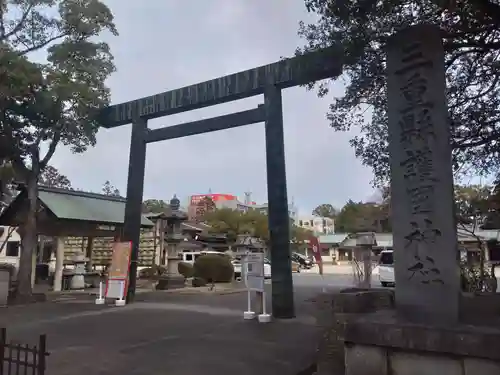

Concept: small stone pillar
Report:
left=315, top=288, right=395, bottom=375
left=70, top=251, right=87, bottom=289
left=352, top=233, right=375, bottom=288
left=53, top=237, right=65, bottom=292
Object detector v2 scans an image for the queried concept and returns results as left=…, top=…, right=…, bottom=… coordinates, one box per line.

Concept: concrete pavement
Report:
left=0, top=277, right=332, bottom=375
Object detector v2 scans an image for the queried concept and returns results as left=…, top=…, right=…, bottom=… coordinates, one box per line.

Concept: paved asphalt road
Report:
left=292, top=271, right=382, bottom=289
left=0, top=273, right=363, bottom=375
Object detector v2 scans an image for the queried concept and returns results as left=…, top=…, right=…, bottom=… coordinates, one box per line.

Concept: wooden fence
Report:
left=0, top=328, right=49, bottom=375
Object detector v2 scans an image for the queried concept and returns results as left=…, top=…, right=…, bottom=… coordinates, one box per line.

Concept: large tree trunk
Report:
left=16, top=170, right=38, bottom=300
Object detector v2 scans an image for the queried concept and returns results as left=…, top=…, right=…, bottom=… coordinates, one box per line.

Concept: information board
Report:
left=108, top=241, right=132, bottom=279
left=106, top=241, right=132, bottom=299
left=245, top=253, right=265, bottom=292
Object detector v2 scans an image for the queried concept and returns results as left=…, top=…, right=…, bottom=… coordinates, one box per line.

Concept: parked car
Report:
left=378, top=250, right=395, bottom=287
left=291, top=252, right=313, bottom=269
left=232, top=258, right=272, bottom=279
left=232, top=259, right=242, bottom=279
left=264, top=258, right=301, bottom=274
left=308, top=255, right=316, bottom=265
left=264, top=258, right=271, bottom=279
left=233, top=257, right=300, bottom=280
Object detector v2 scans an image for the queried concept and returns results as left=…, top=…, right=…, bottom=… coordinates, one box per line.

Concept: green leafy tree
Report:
left=39, top=165, right=71, bottom=189
left=1, top=0, right=117, bottom=299
left=298, top=0, right=500, bottom=186
left=0, top=161, right=16, bottom=211
left=312, top=203, right=337, bottom=218
left=291, top=224, right=313, bottom=251
left=482, top=177, right=500, bottom=229
left=242, top=209, right=270, bottom=243
left=204, top=208, right=312, bottom=246
left=454, top=184, right=491, bottom=224
left=142, top=199, right=170, bottom=213
left=429, top=0, right=500, bottom=25
left=102, top=180, right=120, bottom=197
left=335, top=200, right=390, bottom=233
left=203, top=208, right=263, bottom=242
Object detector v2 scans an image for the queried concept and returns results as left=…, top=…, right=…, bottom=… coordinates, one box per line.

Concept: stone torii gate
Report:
left=97, top=46, right=344, bottom=319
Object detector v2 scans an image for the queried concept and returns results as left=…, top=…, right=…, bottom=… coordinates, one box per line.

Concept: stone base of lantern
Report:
left=155, top=274, right=186, bottom=290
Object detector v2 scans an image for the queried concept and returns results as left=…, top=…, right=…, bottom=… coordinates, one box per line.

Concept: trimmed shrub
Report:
left=139, top=265, right=167, bottom=280
left=193, top=254, right=234, bottom=283
left=192, top=277, right=207, bottom=287
left=460, top=261, right=497, bottom=293
left=178, top=261, right=194, bottom=278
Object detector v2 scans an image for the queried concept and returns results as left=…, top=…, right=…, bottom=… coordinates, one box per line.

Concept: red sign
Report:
left=189, top=194, right=237, bottom=205
left=309, top=236, right=323, bottom=275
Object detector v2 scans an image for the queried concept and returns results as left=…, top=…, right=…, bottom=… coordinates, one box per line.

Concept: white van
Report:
left=181, top=250, right=227, bottom=264
left=378, top=250, right=395, bottom=287
left=232, top=256, right=271, bottom=280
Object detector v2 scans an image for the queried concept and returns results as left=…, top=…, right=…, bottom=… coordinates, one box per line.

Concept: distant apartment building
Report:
left=187, top=192, right=298, bottom=222
left=297, top=216, right=335, bottom=235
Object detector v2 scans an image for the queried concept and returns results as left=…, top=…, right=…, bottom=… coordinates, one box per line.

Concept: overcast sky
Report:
left=48, top=0, right=376, bottom=214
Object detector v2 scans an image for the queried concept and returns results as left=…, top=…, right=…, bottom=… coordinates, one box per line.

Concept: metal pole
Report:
left=264, top=84, right=295, bottom=319
left=123, top=117, right=148, bottom=303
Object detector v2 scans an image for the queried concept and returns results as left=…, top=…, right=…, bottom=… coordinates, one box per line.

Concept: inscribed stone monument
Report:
left=387, top=24, right=459, bottom=324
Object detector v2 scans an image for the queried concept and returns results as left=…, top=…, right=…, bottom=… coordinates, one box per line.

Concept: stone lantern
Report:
left=170, top=194, right=180, bottom=211
left=158, top=194, right=187, bottom=290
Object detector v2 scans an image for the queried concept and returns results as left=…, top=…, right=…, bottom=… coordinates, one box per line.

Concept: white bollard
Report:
left=258, top=291, right=271, bottom=323
left=115, top=280, right=126, bottom=306
left=95, top=281, right=105, bottom=305
left=243, top=287, right=256, bottom=319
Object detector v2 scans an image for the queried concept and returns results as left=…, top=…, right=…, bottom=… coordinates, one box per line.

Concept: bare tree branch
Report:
left=1, top=1, right=35, bottom=42
left=0, top=0, right=6, bottom=38
left=17, top=32, right=69, bottom=56
left=39, top=131, right=61, bottom=169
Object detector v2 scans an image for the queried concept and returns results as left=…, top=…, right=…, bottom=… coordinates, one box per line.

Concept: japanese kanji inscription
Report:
left=387, top=24, right=460, bottom=324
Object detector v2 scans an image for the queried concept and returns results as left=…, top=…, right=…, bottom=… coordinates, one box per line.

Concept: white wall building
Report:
left=213, top=195, right=299, bottom=222
left=298, top=216, right=335, bottom=235
left=0, top=226, right=21, bottom=268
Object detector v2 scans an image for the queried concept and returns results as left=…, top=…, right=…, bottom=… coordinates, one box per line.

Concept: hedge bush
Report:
left=178, top=261, right=194, bottom=278
left=193, top=254, right=234, bottom=283
left=460, top=261, right=497, bottom=293
left=139, top=265, right=167, bottom=280
left=192, top=277, right=207, bottom=287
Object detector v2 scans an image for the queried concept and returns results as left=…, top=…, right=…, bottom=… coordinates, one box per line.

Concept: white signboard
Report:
left=245, top=253, right=264, bottom=292
left=105, top=278, right=126, bottom=299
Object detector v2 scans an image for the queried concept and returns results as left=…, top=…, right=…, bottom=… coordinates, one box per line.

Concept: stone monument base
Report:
left=344, top=310, right=500, bottom=375
left=155, top=274, right=186, bottom=290
left=313, top=288, right=500, bottom=375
